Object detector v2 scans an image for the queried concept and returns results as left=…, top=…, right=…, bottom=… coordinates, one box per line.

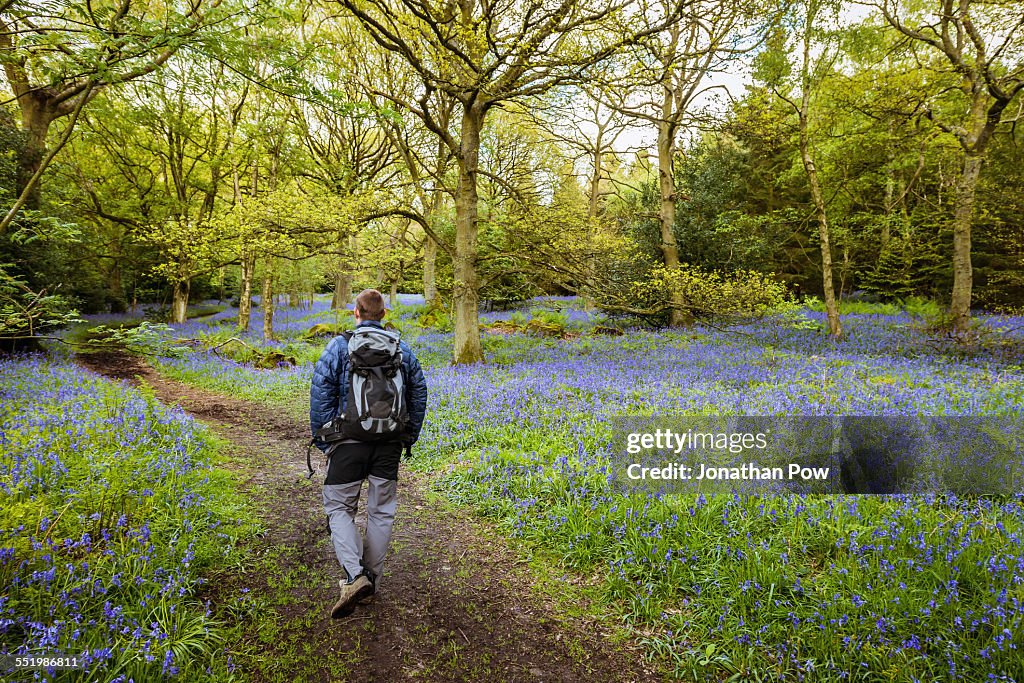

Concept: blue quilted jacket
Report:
left=309, top=320, right=428, bottom=452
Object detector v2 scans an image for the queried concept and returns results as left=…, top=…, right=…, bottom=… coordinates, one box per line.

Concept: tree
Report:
left=218, top=182, right=363, bottom=337
left=60, top=51, right=259, bottom=323
left=46, top=98, right=154, bottom=312
left=337, top=0, right=690, bottom=363
left=760, top=0, right=843, bottom=336
left=530, top=85, right=631, bottom=219
left=128, top=56, right=240, bottom=323
left=794, top=0, right=842, bottom=337
left=609, top=0, right=766, bottom=325
left=0, top=0, right=229, bottom=232
left=288, top=24, right=403, bottom=310
left=218, top=13, right=295, bottom=330
left=868, top=0, right=1024, bottom=331
left=383, top=100, right=456, bottom=306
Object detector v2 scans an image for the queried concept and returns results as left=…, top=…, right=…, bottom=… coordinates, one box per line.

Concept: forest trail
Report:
left=77, top=351, right=659, bottom=683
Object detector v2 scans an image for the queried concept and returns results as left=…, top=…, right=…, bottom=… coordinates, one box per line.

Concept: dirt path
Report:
left=78, top=351, right=661, bottom=683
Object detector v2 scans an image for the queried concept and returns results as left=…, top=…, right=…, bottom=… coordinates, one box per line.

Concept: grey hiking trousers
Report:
left=322, top=440, right=401, bottom=585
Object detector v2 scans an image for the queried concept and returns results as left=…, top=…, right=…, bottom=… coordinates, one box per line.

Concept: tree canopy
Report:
left=2, top=0, right=1022, bottom=355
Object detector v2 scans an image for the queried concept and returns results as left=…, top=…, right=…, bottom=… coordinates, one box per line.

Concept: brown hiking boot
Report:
left=331, top=575, right=373, bottom=619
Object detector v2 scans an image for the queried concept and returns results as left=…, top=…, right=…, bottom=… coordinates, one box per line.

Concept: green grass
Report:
left=804, top=295, right=943, bottom=317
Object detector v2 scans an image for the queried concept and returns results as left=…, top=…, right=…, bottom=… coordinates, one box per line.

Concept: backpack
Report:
left=315, top=326, right=410, bottom=444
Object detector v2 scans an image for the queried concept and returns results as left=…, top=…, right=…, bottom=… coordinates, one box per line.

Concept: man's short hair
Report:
left=355, top=289, right=387, bottom=320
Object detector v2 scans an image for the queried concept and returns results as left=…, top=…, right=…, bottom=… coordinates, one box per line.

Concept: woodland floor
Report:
left=77, top=351, right=661, bottom=683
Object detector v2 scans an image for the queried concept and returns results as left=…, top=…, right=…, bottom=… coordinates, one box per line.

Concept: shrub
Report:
left=599, top=264, right=791, bottom=323
left=417, top=302, right=453, bottom=332
left=900, top=296, right=942, bottom=318
left=528, top=308, right=570, bottom=329
left=0, top=265, right=82, bottom=347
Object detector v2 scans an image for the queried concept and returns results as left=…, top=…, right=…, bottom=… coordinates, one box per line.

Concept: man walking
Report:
left=310, top=289, right=428, bottom=618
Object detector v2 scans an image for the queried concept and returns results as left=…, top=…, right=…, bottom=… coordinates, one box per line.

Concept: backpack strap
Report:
left=308, top=330, right=358, bottom=479
left=306, top=438, right=317, bottom=479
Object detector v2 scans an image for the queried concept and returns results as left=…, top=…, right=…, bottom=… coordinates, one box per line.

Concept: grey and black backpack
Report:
left=317, top=327, right=410, bottom=444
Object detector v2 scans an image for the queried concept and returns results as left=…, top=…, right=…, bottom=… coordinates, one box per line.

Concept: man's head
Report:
left=354, top=289, right=387, bottom=321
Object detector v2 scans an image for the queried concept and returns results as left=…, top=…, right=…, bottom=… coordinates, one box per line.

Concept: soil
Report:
left=77, top=351, right=661, bottom=683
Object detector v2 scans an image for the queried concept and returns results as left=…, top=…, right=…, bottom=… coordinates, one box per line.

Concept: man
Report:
left=310, top=288, right=428, bottom=618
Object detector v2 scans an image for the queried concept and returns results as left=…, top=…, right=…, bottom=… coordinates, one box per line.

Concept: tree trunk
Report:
left=797, top=0, right=840, bottom=338
left=106, top=252, right=125, bottom=313
left=390, top=279, right=399, bottom=308
left=950, top=152, right=981, bottom=331
left=423, top=235, right=438, bottom=305
left=238, top=250, right=255, bottom=331
left=171, top=279, right=190, bottom=324
left=17, top=109, right=51, bottom=211
left=882, top=121, right=895, bottom=250
left=332, top=271, right=353, bottom=310
left=423, top=139, right=447, bottom=307
left=589, top=145, right=603, bottom=219
left=656, top=117, right=688, bottom=326
left=332, top=234, right=357, bottom=309
left=799, top=129, right=841, bottom=338
left=840, top=244, right=850, bottom=300
left=262, top=266, right=275, bottom=341
left=452, top=104, right=485, bottom=364
left=2, top=89, right=89, bottom=233
left=580, top=145, right=604, bottom=312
